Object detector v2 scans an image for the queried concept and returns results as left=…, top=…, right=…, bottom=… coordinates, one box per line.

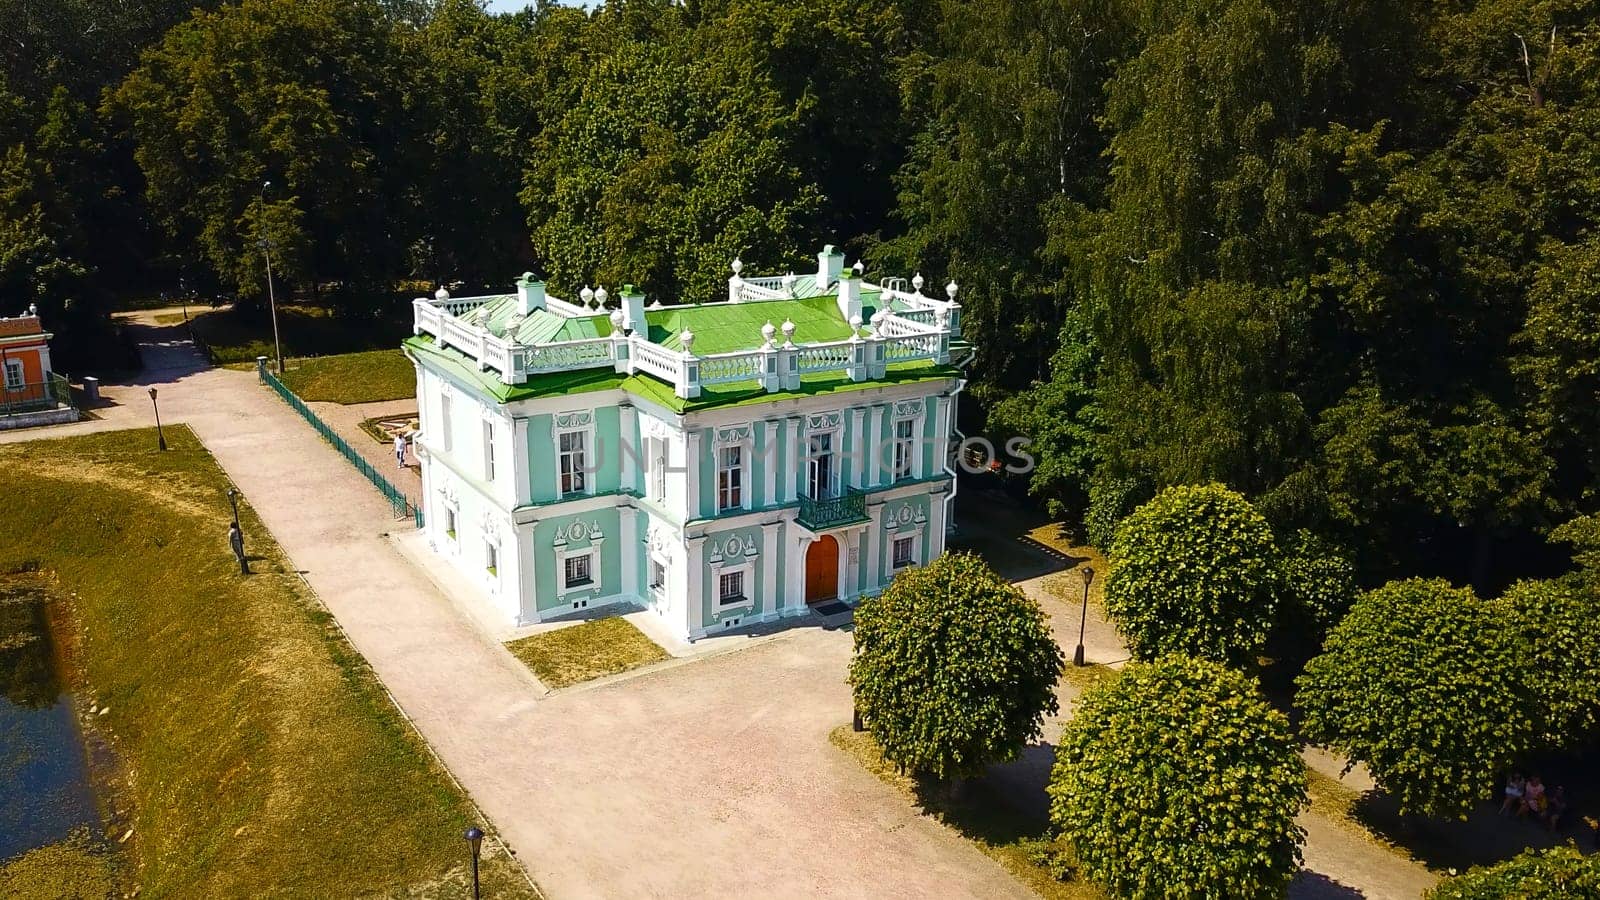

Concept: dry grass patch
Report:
left=0, top=427, right=536, bottom=898
left=278, top=350, right=417, bottom=404
left=507, top=617, right=668, bottom=689
left=829, top=726, right=1104, bottom=900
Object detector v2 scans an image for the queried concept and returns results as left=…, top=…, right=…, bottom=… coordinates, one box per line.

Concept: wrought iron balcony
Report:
left=798, top=488, right=868, bottom=531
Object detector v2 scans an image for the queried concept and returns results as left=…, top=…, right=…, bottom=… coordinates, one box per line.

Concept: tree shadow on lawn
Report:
left=951, top=489, right=1084, bottom=582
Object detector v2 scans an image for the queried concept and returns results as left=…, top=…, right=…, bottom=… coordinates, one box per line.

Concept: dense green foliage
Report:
left=849, top=552, right=1063, bottom=782
left=1049, top=656, right=1307, bottom=899
left=1104, top=484, right=1280, bottom=666
left=1296, top=579, right=1533, bottom=818
left=1495, top=578, right=1600, bottom=750
left=1427, top=846, right=1600, bottom=899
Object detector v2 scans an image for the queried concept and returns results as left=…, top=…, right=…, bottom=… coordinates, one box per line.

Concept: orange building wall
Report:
left=1, top=343, right=48, bottom=385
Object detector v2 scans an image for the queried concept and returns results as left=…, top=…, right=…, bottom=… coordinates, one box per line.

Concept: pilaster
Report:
left=784, top=416, right=802, bottom=502
left=685, top=428, right=703, bottom=520
left=760, top=522, right=780, bottom=614
left=618, top=403, right=638, bottom=493
left=865, top=404, right=882, bottom=488
left=848, top=406, right=867, bottom=489
left=512, top=416, right=531, bottom=506
left=761, top=420, right=778, bottom=507
left=685, top=535, right=707, bottom=637
left=620, top=506, right=639, bottom=598
left=865, top=502, right=883, bottom=592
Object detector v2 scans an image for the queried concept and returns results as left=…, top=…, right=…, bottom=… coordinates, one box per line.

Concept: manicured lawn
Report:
left=188, top=301, right=412, bottom=365
left=506, top=617, right=668, bottom=689
left=0, top=428, right=534, bottom=898
left=829, top=726, right=1103, bottom=900
left=278, top=349, right=416, bottom=404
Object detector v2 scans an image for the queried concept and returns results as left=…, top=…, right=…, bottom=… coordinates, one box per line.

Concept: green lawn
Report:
left=829, top=726, right=1103, bottom=899
left=278, top=349, right=416, bottom=404
left=506, top=617, right=669, bottom=689
left=0, top=428, right=535, bottom=898
left=188, top=301, right=412, bottom=365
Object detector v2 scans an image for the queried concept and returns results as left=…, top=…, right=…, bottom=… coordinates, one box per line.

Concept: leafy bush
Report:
left=1426, top=846, right=1600, bottom=899
left=849, top=552, right=1063, bottom=782
left=1050, top=656, right=1307, bottom=899
left=1274, top=528, right=1357, bottom=655
left=1084, top=474, right=1147, bottom=549
left=1297, top=578, right=1533, bottom=818
left=1104, top=483, right=1280, bottom=665
left=1496, top=578, right=1600, bottom=750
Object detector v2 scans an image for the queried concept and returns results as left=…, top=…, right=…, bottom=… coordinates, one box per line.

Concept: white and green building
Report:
left=404, top=246, right=967, bottom=641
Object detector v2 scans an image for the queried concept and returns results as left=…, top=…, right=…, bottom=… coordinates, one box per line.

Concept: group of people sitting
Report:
left=1500, top=773, right=1569, bottom=830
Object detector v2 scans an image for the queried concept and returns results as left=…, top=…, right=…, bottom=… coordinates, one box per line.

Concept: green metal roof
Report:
left=403, top=334, right=957, bottom=414
left=456, top=295, right=614, bottom=344
left=646, top=293, right=880, bottom=354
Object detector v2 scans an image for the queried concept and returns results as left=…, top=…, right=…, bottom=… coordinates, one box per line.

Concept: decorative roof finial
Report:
left=580, top=285, right=594, bottom=305
left=680, top=328, right=696, bottom=354
left=435, top=286, right=450, bottom=301
left=945, top=280, right=959, bottom=301
left=594, top=285, right=609, bottom=308
left=761, top=321, right=776, bottom=349
left=609, top=309, right=625, bottom=331
left=852, top=260, right=864, bottom=276
left=911, top=272, right=924, bottom=292
left=780, top=318, right=796, bottom=349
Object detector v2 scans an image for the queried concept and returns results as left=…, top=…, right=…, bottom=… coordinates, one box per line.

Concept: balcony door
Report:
left=806, top=432, right=837, bottom=500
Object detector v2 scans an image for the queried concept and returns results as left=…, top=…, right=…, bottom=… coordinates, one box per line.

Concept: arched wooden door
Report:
left=805, top=535, right=839, bottom=603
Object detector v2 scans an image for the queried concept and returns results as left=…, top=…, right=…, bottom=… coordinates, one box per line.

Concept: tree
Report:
left=1496, top=578, right=1600, bottom=750
left=1297, top=579, right=1533, bottom=818
left=110, top=0, right=417, bottom=305
left=1273, top=529, right=1357, bottom=657
left=1427, top=846, right=1600, bottom=900
left=1049, top=656, right=1307, bottom=899
left=1104, top=483, right=1280, bottom=666
left=848, top=551, right=1063, bottom=783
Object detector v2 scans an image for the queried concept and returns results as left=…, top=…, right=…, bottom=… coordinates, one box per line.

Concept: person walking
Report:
left=228, top=522, right=249, bottom=575
left=395, top=431, right=408, bottom=469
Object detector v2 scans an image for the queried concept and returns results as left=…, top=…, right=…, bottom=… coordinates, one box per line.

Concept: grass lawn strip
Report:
left=828, top=726, right=1103, bottom=899
left=277, top=349, right=417, bottom=404
left=0, top=427, right=535, bottom=898
left=506, top=617, right=669, bottom=689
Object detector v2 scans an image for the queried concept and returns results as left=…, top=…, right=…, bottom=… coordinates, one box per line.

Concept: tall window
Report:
left=440, top=394, right=453, bottom=452
left=559, top=431, right=587, bottom=496
left=650, top=438, right=667, bottom=501
left=893, top=419, right=916, bottom=481
left=717, top=445, right=744, bottom=511
left=563, top=553, right=593, bottom=588
left=718, top=570, right=746, bottom=606
left=650, top=558, right=667, bottom=593
left=444, top=506, right=457, bottom=540
left=485, top=541, right=498, bottom=574
left=892, top=535, right=915, bottom=569
left=3, top=359, right=22, bottom=390
left=483, top=420, right=496, bottom=481
left=807, top=432, right=835, bottom=500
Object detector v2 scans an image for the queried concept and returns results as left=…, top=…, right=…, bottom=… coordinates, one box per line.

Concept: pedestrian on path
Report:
left=395, top=432, right=407, bottom=469
left=229, top=522, right=249, bottom=575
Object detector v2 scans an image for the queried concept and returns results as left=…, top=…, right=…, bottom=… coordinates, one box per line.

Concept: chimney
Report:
left=816, top=244, right=844, bottom=292
left=837, top=269, right=862, bottom=324
left=620, top=284, right=647, bottom=334
left=516, top=273, right=546, bottom=315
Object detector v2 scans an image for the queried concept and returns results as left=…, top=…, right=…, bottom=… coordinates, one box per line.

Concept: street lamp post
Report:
left=227, top=488, right=240, bottom=528
left=463, top=826, right=484, bottom=900
left=259, top=181, right=284, bottom=375
left=1073, top=565, right=1095, bottom=667
left=148, top=387, right=167, bottom=451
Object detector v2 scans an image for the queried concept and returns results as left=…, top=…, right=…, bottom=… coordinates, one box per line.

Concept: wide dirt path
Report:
left=4, top=316, right=1027, bottom=899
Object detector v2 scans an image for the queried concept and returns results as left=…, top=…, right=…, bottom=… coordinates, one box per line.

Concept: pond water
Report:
left=0, top=579, right=101, bottom=862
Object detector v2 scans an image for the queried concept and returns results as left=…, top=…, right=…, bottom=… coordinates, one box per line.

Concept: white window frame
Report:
left=440, top=392, right=453, bottom=453
left=555, top=541, right=604, bottom=599
left=892, top=417, right=917, bottom=482
left=3, top=359, right=22, bottom=390
left=716, top=442, right=747, bottom=512
left=711, top=560, right=754, bottom=611
left=649, top=555, right=668, bottom=597
left=805, top=428, right=840, bottom=500
left=884, top=524, right=925, bottom=579
left=891, top=535, right=916, bottom=569
left=442, top=502, right=459, bottom=543
left=555, top=419, right=595, bottom=498
left=483, top=419, right=496, bottom=483
left=485, top=539, right=499, bottom=575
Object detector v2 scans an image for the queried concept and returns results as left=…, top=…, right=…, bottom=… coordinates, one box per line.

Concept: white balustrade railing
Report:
left=796, top=341, right=853, bottom=374
left=630, top=338, right=685, bottom=384
left=698, top=350, right=765, bottom=386
left=524, top=337, right=616, bottom=373
left=883, top=332, right=940, bottom=361
left=733, top=279, right=789, bottom=301
left=413, top=280, right=957, bottom=393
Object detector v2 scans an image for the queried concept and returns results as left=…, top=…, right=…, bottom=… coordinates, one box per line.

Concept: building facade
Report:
left=0, top=305, right=75, bottom=430
left=403, top=246, right=967, bottom=641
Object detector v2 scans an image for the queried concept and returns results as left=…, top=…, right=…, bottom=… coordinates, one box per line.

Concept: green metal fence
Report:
left=259, top=363, right=422, bottom=526
left=1, top=373, right=75, bottom=418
